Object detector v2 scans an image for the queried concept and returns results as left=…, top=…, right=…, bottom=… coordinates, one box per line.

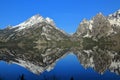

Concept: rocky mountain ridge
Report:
left=0, top=14, right=69, bottom=47
left=0, top=9, right=120, bottom=43
left=74, top=9, right=120, bottom=41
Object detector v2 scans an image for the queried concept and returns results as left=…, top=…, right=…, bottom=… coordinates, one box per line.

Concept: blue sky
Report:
left=0, top=0, right=120, bottom=33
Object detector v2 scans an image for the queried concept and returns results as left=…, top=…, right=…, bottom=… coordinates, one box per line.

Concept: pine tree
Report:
left=20, top=74, right=25, bottom=80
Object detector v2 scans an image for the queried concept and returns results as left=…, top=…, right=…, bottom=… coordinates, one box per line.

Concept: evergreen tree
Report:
left=20, top=74, right=25, bottom=80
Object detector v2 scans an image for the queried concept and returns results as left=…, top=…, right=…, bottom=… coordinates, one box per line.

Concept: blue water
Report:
left=0, top=54, right=120, bottom=80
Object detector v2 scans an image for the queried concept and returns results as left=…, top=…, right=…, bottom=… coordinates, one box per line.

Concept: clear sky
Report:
left=0, top=0, right=120, bottom=33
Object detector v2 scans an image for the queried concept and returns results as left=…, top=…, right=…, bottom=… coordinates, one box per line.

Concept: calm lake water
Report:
left=0, top=53, right=120, bottom=80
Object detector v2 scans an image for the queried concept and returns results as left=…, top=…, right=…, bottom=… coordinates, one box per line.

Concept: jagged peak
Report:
left=45, top=17, right=55, bottom=26
left=82, top=18, right=88, bottom=22
left=109, top=9, right=120, bottom=18
left=46, top=17, right=53, bottom=23
left=97, top=12, right=103, bottom=15
left=13, top=14, right=44, bottom=28
left=108, top=9, right=120, bottom=26
left=116, top=9, right=120, bottom=13
left=92, top=12, right=107, bottom=22
left=80, top=18, right=89, bottom=25
left=12, top=14, right=56, bottom=31
left=94, top=12, right=105, bottom=18
left=32, top=14, right=41, bottom=18
left=115, top=9, right=120, bottom=13
left=5, top=25, right=13, bottom=30
left=26, top=14, right=44, bottom=23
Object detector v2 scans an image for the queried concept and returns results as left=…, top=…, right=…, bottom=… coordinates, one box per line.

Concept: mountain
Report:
left=0, top=14, right=69, bottom=45
left=74, top=9, right=120, bottom=42
left=1, top=9, right=120, bottom=43
left=1, top=9, right=120, bottom=44
left=0, top=10, right=120, bottom=75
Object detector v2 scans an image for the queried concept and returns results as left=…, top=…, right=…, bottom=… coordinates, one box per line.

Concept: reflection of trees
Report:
left=0, top=75, right=4, bottom=80
left=20, top=74, right=25, bottom=80
left=0, top=78, right=3, bottom=80
left=42, top=75, right=75, bottom=80
left=42, top=75, right=58, bottom=80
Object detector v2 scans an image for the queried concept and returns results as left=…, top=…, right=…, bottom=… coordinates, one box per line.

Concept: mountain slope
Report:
left=0, top=14, right=69, bottom=45
left=74, top=9, right=120, bottom=42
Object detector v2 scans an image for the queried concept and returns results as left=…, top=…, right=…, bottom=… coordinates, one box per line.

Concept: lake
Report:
left=0, top=45, right=120, bottom=80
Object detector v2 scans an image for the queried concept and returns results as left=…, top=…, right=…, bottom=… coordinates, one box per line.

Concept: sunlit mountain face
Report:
left=0, top=10, right=120, bottom=80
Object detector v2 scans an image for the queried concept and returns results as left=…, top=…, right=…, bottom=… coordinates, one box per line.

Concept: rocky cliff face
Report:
left=74, top=19, right=92, bottom=38
left=74, top=10, right=120, bottom=41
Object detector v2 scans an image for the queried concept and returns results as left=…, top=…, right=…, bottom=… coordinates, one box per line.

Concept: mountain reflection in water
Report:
left=0, top=44, right=120, bottom=80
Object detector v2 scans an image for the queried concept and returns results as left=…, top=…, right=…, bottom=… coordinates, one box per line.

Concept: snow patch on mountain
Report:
left=108, top=9, right=120, bottom=26
left=89, top=20, right=93, bottom=30
left=12, top=59, right=44, bottom=74
left=13, top=14, right=44, bottom=31
left=12, top=14, right=59, bottom=32
left=109, top=19, right=120, bottom=27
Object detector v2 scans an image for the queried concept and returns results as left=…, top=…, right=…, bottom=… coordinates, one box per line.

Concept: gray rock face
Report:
left=108, top=10, right=120, bottom=34
left=108, top=9, right=120, bottom=20
left=75, top=19, right=92, bottom=37
left=92, top=13, right=112, bottom=39
left=74, top=10, right=120, bottom=40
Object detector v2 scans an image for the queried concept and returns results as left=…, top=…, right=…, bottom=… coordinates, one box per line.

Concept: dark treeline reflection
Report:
left=0, top=43, right=120, bottom=80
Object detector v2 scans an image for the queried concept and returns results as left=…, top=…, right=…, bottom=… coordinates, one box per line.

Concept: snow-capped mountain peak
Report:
left=13, top=14, right=44, bottom=31
left=45, top=17, right=55, bottom=26
left=28, top=14, right=44, bottom=22
left=97, top=12, right=103, bottom=15
left=93, top=12, right=105, bottom=20
left=109, top=9, right=120, bottom=18
left=46, top=17, right=53, bottom=23
left=12, top=14, right=57, bottom=31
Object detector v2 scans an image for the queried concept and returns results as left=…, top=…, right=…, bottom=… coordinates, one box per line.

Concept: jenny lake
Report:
left=0, top=44, right=120, bottom=80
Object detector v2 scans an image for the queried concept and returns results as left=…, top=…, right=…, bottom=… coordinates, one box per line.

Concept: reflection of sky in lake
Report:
left=0, top=53, right=120, bottom=80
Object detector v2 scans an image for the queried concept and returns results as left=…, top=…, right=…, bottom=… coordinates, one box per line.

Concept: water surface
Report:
left=0, top=53, right=120, bottom=80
